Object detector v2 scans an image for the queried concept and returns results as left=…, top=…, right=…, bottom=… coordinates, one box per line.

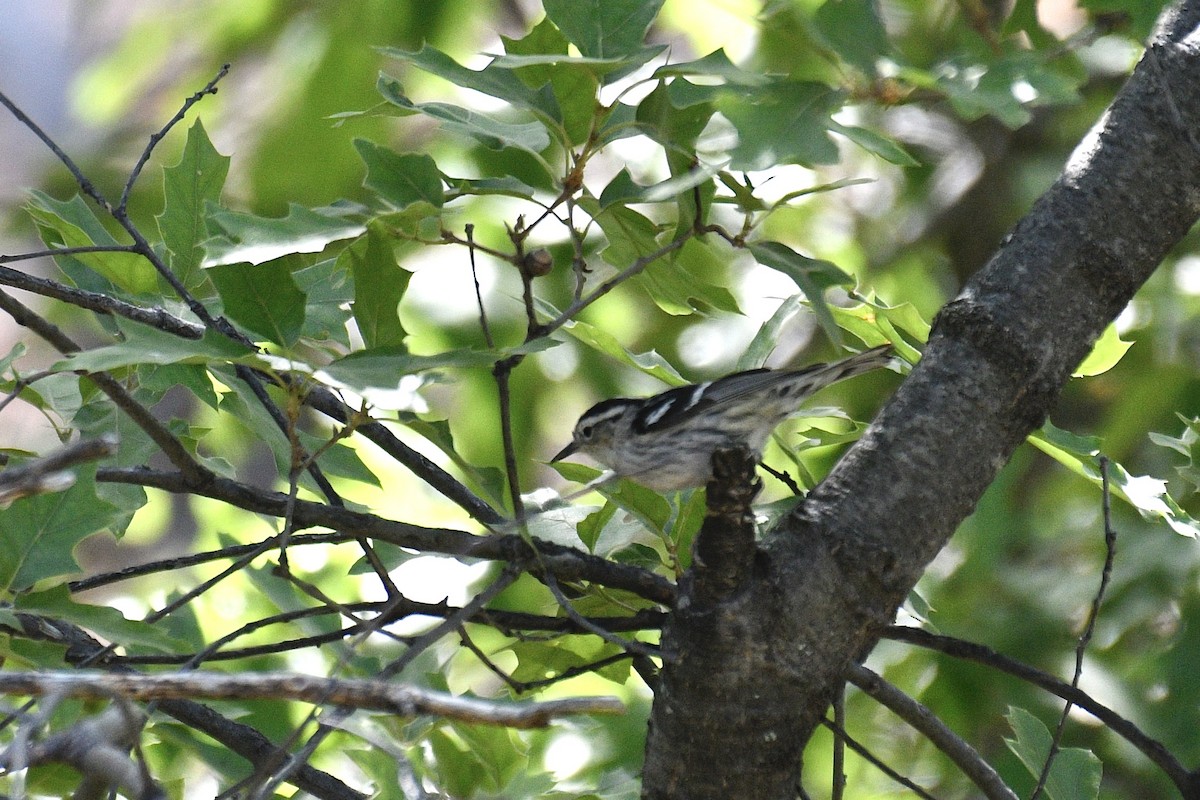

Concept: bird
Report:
left=551, top=344, right=895, bottom=492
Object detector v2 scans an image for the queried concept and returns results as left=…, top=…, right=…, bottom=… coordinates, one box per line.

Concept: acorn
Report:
left=522, top=248, right=554, bottom=277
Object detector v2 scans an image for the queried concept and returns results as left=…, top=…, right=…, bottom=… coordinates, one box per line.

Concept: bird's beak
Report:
left=550, top=440, right=578, bottom=462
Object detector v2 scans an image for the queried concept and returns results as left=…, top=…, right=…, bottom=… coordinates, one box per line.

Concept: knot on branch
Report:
left=689, top=446, right=761, bottom=604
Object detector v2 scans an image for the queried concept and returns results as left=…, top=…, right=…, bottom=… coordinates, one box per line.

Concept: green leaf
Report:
left=828, top=295, right=929, bottom=353
left=294, top=256, right=355, bottom=346
left=322, top=340, right=557, bottom=392
left=576, top=501, right=618, bottom=553
left=496, top=21, right=608, bottom=147
left=812, top=0, right=890, bottom=74
left=738, top=294, right=805, bottom=370
left=298, top=431, right=381, bottom=489
left=377, top=75, right=551, bottom=154
left=26, top=193, right=158, bottom=295
left=554, top=316, right=686, bottom=386
left=398, top=414, right=508, bottom=508
left=0, top=466, right=120, bottom=592
left=748, top=241, right=854, bottom=348
left=16, top=584, right=186, bottom=653
left=1074, top=323, right=1133, bottom=377
left=652, top=49, right=768, bottom=85
left=582, top=200, right=663, bottom=268
left=638, top=239, right=740, bottom=316
left=54, top=319, right=255, bottom=373
left=905, top=49, right=1082, bottom=129
left=635, top=80, right=716, bottom=151
left=1004, top=707, right=1102, bottom=800
left=340, top=224, right=411, bottom=349
left=829, top=122, right=919, bottom=167
left=141, top=363, right=221, bottom=410
left=208, top=255, right=307, bottom=347
left=1030, top=421, right=1200, bottom=537
left=204, top=204, right=365, bottom=267
left=354, top=140, right=444, bottom=210
left=444, top=174, right=544, bottom=201
left=1150, top=415, right=1200, bottom=494
left=378, top=44, right=559, bottom=120
left=543, top=0, right=663, bottom=59
left=718, top=82, right=842, bottom=169
left=157, top=119, right=230, bottom=291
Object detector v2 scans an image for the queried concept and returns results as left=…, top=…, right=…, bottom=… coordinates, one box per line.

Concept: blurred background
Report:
left=2, top=1, right=1199, bottom=797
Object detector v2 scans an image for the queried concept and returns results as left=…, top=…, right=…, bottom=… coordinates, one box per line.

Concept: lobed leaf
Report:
left=204, top=203, right=365, bottom=267
left=1004, top=707, right=1102, bottom=800
left=27, top=193, right=158, bottom=296
left=0, top=466, right=121, bottom=593
left=1031, top=421, right=1200, bottom=538
left=208, top=255, right=307, bottom=347
left=377, top=75, right=551, bottom=154
left=543, top=0, right=664, bottom=60
left=748, top=241, right=854, bottom=348
left=157, top=119, right=229, bottom=292
left=341, top=223, right=411, bottom=349
left=16, top=584, right=187, bottom=653
left=354, top=140, right=444, bottom=211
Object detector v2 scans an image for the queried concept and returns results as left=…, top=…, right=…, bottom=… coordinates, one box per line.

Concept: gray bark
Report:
left=642, top=2, right=1200, bottom=797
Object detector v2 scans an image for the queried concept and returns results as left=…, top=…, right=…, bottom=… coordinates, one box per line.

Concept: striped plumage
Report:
left=552, top=344, right=894, bottom=492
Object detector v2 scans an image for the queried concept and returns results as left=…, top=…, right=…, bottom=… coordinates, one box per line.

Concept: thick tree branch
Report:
left=642, top=3, right=1200, bottom=797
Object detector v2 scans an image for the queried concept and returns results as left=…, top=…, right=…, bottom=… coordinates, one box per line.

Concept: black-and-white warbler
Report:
left=551, top=344, right=895, bottom=492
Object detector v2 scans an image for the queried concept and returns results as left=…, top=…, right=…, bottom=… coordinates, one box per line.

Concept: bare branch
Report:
left=0, top=264, right=204, bottom=338
left=119, top=63, right=231, bottom=212
left=95, top=465, right=677, bottom=604
left=0, top=436, right=117, bottom=506
left=1031, top=455, right=1119, bottom=799
left=0, top=290, right=213, bottom=486
left=0, top=672, right=623, bottom=729
left=884, top=625, right=1192, bottom=792
left=847, top=664, right=1017, bottom=800
left=300, top=382, right=505, bottom=525
left=0, top=245, right=137, bottom=264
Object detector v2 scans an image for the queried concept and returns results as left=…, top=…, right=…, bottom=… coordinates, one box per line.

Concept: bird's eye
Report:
left=579, top=424, right=594, bottom=440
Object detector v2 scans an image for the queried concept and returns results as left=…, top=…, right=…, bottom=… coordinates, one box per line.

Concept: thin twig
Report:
left=832, top=687, right=846, bottom=800
left=848, top=664, right=1018, bottom=800
left=299, top=383, right=505, bottom=525
left=69, top=532, right=344, bottom=592
left=118, top=63, right=230, bottom=212
left=883, top=624, right=1190, bottom=793
left=820, top=714, right=938, bottom=800
left=493, top=356, right=527, bottom=520
left=254, top=565, right=526, bottom=798
left=95, top=464, right=677, bottom=604
left=1029, top=455, right=1118, bottom=800
left=542, top=569, right=663, bottom=660
left=0, top=90, right=113, bottom=212
left=465, top=223, right=495, bottom=349
left=543, top=230, right=694, bottom=336
left=0, top=245, right=137, bottom=264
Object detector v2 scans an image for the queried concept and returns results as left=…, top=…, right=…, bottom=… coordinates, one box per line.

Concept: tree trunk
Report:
left=642, top=2, right=1200, bottom=796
